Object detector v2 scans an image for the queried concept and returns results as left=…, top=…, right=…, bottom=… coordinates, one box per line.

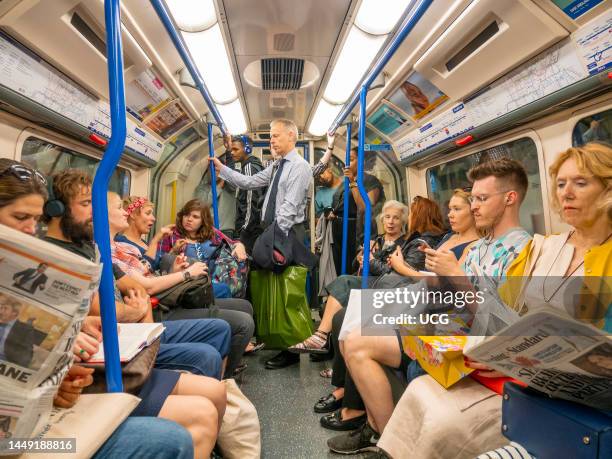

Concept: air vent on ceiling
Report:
left=273, top=33, right=295, bottom=52
left=261, top=58, right=304, bottom=90
left=272, top=110, right=285, bottom=118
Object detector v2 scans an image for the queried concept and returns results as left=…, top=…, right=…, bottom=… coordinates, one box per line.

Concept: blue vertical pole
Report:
left=340, top=122, right=352, bottom=275
left=207, top=122, right=220, bottom=228
left=92, top=0, right=124, bottom=392
left=357, top=86, right=372, bottom=288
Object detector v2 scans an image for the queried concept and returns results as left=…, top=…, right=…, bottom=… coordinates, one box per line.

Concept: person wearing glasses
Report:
left=0, top=158, right=195, bottom=459
left=326, top=158, right=533, bottom=456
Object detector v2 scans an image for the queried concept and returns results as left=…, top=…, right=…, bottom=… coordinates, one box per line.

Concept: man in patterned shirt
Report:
left=367, top=158, right=533, bottom=459
left=329, top=158, right=532, bottom=456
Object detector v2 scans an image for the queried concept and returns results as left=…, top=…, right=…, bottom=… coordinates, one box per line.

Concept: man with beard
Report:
left=43, top=169, right=96, bottom=260
left=41, top=169, right=234, bottom=380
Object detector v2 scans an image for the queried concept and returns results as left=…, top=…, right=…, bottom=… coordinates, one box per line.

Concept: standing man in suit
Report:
left=0, top=295, right=35, bottom=368
left=210, top=118, right=312, bottom=369
left=12, top=263, right=48, bottom=294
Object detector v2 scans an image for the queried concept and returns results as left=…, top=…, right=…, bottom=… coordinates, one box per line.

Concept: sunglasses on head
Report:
left=0, top=164, right=47, bottom=185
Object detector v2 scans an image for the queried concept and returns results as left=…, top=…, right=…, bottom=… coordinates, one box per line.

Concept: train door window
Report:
left=426, top=137, right=544, bottom=235
left=20, top=137, right=131, bottom=196
left=572, top=108, right=612, bottom=146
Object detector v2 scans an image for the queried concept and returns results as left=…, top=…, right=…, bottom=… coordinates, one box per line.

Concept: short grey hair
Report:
left=379, top=199, right=409, bottom=226
left=270, top=119, right=299, bottom=139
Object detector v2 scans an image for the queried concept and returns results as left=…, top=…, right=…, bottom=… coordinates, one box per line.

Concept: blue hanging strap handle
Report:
left=207, top=122, right=220, bottom=228
left=92, top=0, right=125, bottom=393
left=357, top=87, right=372, bottom=289
left=340, top=122, right=352, bottom=275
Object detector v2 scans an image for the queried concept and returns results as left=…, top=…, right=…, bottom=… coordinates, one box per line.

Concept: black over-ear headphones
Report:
left=43, top=178, right=65, bottom=218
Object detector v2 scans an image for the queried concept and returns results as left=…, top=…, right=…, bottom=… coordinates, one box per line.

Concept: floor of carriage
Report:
left=240, top=349, right=371, bottom=459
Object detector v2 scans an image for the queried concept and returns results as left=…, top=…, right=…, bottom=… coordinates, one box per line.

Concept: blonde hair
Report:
left=122, top=195, right=154, bottom=220
left=379, top=199, right=409, bottom=231
left=451, top=188, right=471, bottom=204
left=548, top=143, right=611, bottom=220
left=450, top=188, right=485, bottom=237
left=270, top=119, right=299, bottom=139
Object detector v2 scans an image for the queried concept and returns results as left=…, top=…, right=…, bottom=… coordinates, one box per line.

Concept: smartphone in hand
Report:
left=415, top=238, right=432, bottom=250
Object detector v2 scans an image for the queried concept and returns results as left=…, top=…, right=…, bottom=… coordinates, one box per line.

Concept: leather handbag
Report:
left=502, top=382, right=612, bottom=459
left=83, top=339, right=160, bottom=395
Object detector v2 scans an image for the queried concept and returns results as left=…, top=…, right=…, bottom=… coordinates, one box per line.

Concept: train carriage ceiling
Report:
left=221, top=0, right=353, bottom=133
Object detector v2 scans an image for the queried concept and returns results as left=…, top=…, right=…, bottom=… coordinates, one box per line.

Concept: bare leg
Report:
left=173, top=373, right=227, bottom=431
left=159, top=395, right=218, bottom=458
left=344, top=331, right=401, bottom=433
left=318, top=296, right=343, bottom=333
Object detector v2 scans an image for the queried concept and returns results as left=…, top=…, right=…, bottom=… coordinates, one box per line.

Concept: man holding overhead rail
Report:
left=226, top=133, right=266, bottom=254
left=210, top=118, right=313, bottom=369
left=210, top=118, right=312, bottom=242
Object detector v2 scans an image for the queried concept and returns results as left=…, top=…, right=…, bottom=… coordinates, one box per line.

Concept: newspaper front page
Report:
left=465, top=308, right=612, bottom=410
left=0, top=224, right=100, bottom=443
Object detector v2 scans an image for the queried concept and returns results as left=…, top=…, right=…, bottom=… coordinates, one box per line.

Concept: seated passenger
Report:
left=153, top=198, right=248, bottom=298
left=290, top=198, right=443, bottom=354
left=106, top=193, right=253, bottom=378
left=41, top=168, right=231, bottom=379
left=364, top=158, right=537, bottom=458
left=389, top=189, right=480, bottom=278
left=0, top=159, right=196, bottom=458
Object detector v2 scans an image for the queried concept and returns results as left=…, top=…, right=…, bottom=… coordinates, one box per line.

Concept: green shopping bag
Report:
left=249, top=266, right=314, bottom=349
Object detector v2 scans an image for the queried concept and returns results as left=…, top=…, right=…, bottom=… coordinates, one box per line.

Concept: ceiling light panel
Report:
left=183, top=24, right=238, bottom=104
left=355, top=0, right=413, bottom=35
left=165, top=0, right=217, bottom=32
left=217, top=99, right=247, bottom=134
left=308, top=99, right=343, bottom=136
left=323, top=25, right=386, bottom=104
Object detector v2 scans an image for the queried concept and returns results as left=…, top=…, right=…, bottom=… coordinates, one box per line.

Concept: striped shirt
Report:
left=219, top=149, right=312, bottom=235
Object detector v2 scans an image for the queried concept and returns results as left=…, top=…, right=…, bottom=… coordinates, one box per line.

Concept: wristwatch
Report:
left=349, top=182, right=357, bottom=189
left=183, top=270, right=191, bottom=281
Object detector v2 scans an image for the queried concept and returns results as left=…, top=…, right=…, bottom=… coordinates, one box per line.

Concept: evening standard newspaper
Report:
left=465, top=308, right=612, bottom=410
left=0, top=224, right=100, bottom=442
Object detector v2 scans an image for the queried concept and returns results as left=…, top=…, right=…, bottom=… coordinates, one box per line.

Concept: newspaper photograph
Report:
left=0, top=384, right=56, bottom=443
left=0, top=224, right=100, bottom=389
left=465, top=307, right=612, bottom=409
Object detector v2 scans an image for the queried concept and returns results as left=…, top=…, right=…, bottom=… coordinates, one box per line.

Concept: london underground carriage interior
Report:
left=0, top=0, right=610, bottom=457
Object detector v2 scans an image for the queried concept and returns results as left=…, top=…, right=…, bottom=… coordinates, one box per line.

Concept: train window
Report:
left=20, top=137, right=131, bottom=196
left=426, top=137, right=545, bottom=235
left=572, top=108, right=612, bottom=146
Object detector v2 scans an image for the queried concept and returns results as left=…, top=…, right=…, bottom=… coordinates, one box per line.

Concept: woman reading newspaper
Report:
left=376, top=143, right=612, bottom=459
left=0, top=159, right=220, bottom=458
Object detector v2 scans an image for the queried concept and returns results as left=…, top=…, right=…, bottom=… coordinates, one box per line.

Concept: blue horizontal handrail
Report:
left=329, top=0, right=433, bottom=134
left=150, top=0, right=227, bottom=135
left=92, top=0, right=125, bottom=393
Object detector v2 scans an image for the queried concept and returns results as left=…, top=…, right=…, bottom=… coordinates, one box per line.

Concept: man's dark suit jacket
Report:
left=12, top=268, right=48, bottom=294
left=2, top=321, right=36, bottom=368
